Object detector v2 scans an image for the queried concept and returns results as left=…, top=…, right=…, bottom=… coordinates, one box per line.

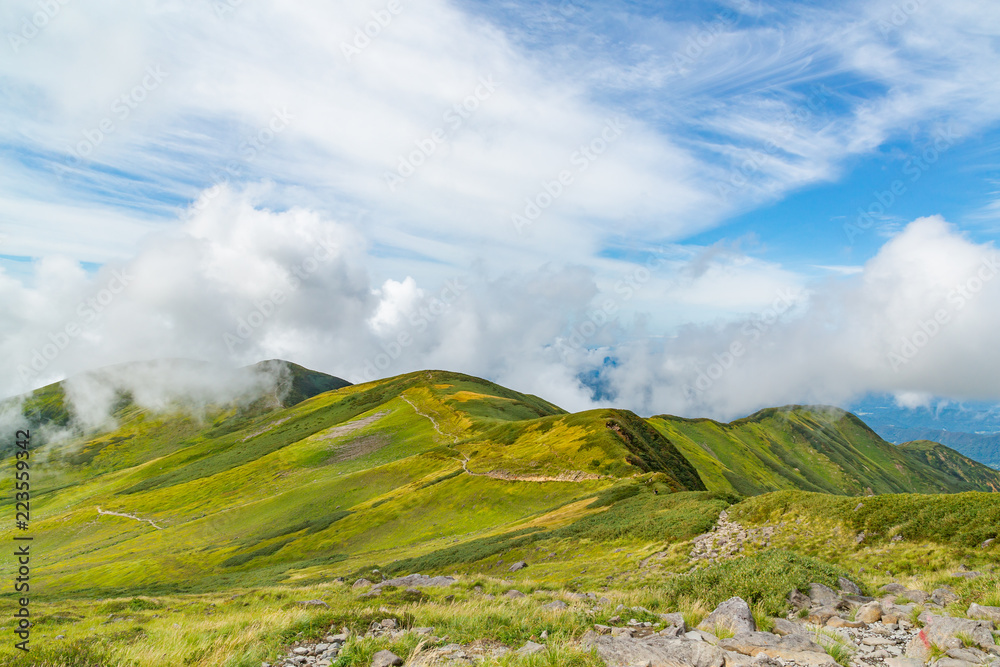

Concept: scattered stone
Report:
left=595, top=624, right=612, bottom=635
left=697, top=597, right=756, bottom=636
left=371, top=649, right=403, bottom=667
left=517, top=641, right=545, bottom=656
left=296, top=599, right=328, bottom=607
left=543, top=600, right=568, bottom=611
left=504, top=589, right=526, bottom=599
left=952, top=570, right=983, bottom=579
left=509, top=561, right=528, bottom=572
left=353, top=578, right=373, bottom=589
left=827, top=617, right=865, bottom=629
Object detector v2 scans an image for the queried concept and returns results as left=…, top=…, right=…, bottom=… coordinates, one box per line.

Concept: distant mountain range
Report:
left=1, top=360, right=998, bottom=596
left=848, top=394, right=1000, bottom=469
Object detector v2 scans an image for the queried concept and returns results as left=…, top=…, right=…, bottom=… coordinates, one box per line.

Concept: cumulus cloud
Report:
left=3, top=187, right=998, bottom=425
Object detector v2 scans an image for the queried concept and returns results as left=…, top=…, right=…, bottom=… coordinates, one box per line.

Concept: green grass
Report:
left=653, top=550, right=855, bottom=617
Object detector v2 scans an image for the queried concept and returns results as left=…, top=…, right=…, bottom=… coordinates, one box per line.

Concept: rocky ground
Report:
left=264, top=523, right=1000, bottom=667
left=266, top=580, right=1000, bottom=667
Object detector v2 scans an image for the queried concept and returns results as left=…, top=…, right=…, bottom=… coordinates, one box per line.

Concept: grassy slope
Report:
left=649, top=405, right=1000, bottom=495
left=0, top=369, right=704, bottom=598
left=2, top=364, right=998, bottom=608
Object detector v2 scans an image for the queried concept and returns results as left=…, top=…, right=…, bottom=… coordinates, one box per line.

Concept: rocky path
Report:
left=96, top=506, right=162, bottom=530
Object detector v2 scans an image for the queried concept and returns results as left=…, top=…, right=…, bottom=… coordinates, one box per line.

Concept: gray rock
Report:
left=837, top=577, right=862, bottom=596
left=807, top=606, right=839, bottom=625
left=884, top=659, right=923, bottom=667
left=509, top=561, right=528, bottom=572
left=543, top=600, right=568, bottom=611
left=594, top=624, right=612, bottom=635
left=582, top=633, right=727, bottom=667
left=771, top=618, right=803, bottom=636
left=952, top=571, right=983, bottom=579
left=352, top=578, right=373, bottom=589
left=969, top=603, right=1000, bottom=624
left=788, top=589, right=811, bottom=610
left=920, top=614, right=996, bottom=651
left=933, top=660, right=979, bottom=667
left=947, top=647, right=990, bottom=662
left=371, top=574, right=455, bottom=590
left=932, top=587, right=961, bottom=606
left=296, top=599, right=328, bottom=607
left=778, top=634, right=826, bottom=653
left=371, top=650, right=403, bottom=667
left=657, top=613, right=686, bottom=632
left=516, top=641, right=545, bottom=656
left=658, top=625, right=685, bottom=638
left=808, top=583, right=840, bottom=608
left=881, top=583, right=908, bottom=595
left=717, top=631, right=780, bottom=655
left=504, top=589, right=526, bottom=599
left=697, top=597, right=756, bottom=635
left=857, top=601, right=883, bottom=624
left=412, top=627, right=434, bottom=635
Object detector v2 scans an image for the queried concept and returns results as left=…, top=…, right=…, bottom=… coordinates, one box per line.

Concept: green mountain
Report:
left=648, top=405, right=1000, bottom=496
left=1, top=363, right=997, bottom=600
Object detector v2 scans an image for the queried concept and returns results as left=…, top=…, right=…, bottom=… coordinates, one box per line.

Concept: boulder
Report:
left=788, top=589, right=811, bottom=611
left=371, top=650, right=403, bottom=667
left=508, top=561, right=528, bottom=572
left=697, top=597, right=756, bottom=636
left=717, top=631, right=780, bottom=655
left=543, top=600, right=568, bottom=611
left=807, top=607, right=839, bottom=625
left=504, top=589, right=526, bottom=599
left=910, top=615, right=996, bottom=656
left=777, top=634, right=826, bottom=653
left=658, top=612, right=686, bottom=632
left=756, top=648, right=837, bottom=666
left=881, top=583, right=908, bottom=595
left=837, top=577, right=862, bottom=596
left=808, top=583, right=840, bottom=608
left=582, top=633, right=728, bottom=667
left=770, top=618, right=803, bottom=636
left=884, top=659, right=923, bottom=667
left=932, top=587, right=960, bottom=606
left=857, top=601, right=883, bottom=624
left=372, top=574, right=456, bottom=591
left=969, top=603, right=1000, bottom=625
left=352, top=578, right=373, bottom=589
left=827, top=617, right=865, bottom=629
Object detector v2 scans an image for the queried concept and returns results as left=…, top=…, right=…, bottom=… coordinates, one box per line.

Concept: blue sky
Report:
left=1, top=0, right=999, bottom=419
